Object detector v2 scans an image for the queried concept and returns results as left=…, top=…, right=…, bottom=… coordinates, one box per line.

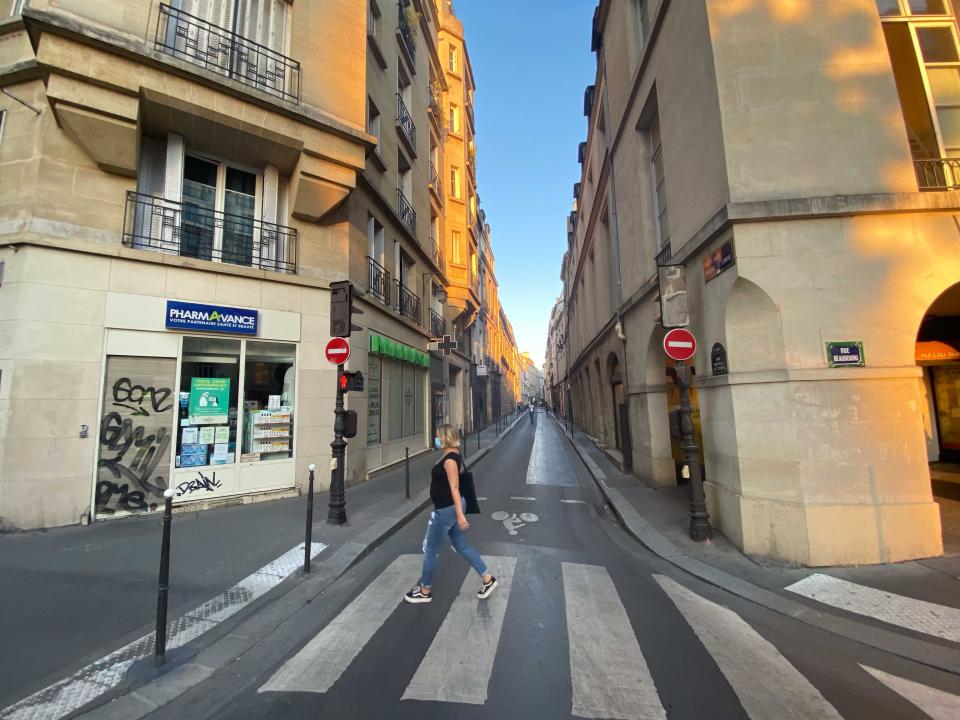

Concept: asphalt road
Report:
left=148, top=413, right=960, bottom=720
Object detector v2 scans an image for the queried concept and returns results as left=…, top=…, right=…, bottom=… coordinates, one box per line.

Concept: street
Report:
left=140, top=413, right=960, bottom=720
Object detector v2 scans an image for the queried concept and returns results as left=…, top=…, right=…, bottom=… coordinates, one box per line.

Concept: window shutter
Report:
left=262, top=164, right=280, bottom=269
left=163, top=133, right=185, bottom=253
left=135, top=137, right=167, bottom=248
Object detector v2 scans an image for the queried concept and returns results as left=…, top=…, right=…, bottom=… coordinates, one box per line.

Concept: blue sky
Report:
left=456, top=0, right=597, bottom=368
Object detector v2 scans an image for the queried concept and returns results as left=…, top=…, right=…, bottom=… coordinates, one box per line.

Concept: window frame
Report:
left=450, top=165, right=461, bottom=199
left=648, top=112, right=669, bottom=250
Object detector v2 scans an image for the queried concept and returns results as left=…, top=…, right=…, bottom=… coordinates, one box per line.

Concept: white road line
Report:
left=785, top=573, right=960, bottom=643
left=861, top=665, right=960, bottom=720
left=563, top=563, right=666, bottom=720
left=402, top=556, right=517, bottom=705
left=561, top=499, right=586, bottom=504
left=1, top=542, right=327, bottom=720
left=476, top=497, right=488, bottom=501
left=655, top=574, right=842, bottom=720
left=260, top=554, right=420, bottom=694
left=509, top=496, right=536, bottom=501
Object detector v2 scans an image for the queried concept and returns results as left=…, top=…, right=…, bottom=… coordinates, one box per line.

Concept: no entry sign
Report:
left=325, top=337, right=351, bottom=365
left=663, top=328, right=696, bottom=362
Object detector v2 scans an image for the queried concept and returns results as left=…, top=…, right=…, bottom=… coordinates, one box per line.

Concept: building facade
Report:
left=0, top=0, right=518, bottom=530
left=557, top=0, right=959, bottom=566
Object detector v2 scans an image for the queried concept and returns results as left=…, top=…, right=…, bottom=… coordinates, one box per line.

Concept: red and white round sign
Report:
left=325, top=337, right=351, bottom=365
left=663, top=328, right=696, bottom=362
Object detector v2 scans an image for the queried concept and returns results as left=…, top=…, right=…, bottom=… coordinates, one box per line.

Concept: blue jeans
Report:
left=419, top=501, right=488, bottom=588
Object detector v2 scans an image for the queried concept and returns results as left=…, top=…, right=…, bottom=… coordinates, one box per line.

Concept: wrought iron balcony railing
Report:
left=429, top=160, right=441, bottom=196
left=655, top=243, right=672, bottom=267
left=397, top=3, right=416, bottom=63
left=915, top=158, right=960, bottom=190
left=455, top=327, right=466, bottom=354
left=430, top=309, right=446, bottom=338
left=122, top=192, right=297, bottom=273
left=395, top=280, right=421, bottom=324
left=367, top=256, right=391, bottom=305
left=397, top=187, right=417, bottom=235
left=396, top=93, right=417, bottom=153
left=429, top=85, right=442, bottom=123
left=156, top=4, right=301, bottom=103
left=432, top=240, right=445, bottom=274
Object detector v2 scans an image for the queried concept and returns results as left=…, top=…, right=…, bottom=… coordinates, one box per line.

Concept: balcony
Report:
left=367, top=256, right=391, bottom=305
left=429, top=85, right=442, bottom=124
left=429, top=160, right=443, bottom=204
left=655, top=243, right=672, bottom=267
left=395, top=280, right=422, bottom=324
left=432, top=240, right=445, bottom=274
left=430, top=309, right=446, bottom=338
left=396, top=93, right=417, bottom=155
left=397, top=187, right=417, bottom=235
left=397, top=3, right=416, bottom=67
left=915, top=158, right=960, bottom=190
left=455, top=327, right=466, bottom=355
left=123, top=192, right=297, bottom=273
left=156, top=4, right=301, bottom=104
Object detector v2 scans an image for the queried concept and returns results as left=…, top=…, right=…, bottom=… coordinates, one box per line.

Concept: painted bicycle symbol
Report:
left=491, top=510, right=539, bottom=535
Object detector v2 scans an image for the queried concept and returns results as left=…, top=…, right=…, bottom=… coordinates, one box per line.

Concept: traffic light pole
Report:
left=676, top=360, right=712, bottom=541
left=328, top=363, right=347, bottom=525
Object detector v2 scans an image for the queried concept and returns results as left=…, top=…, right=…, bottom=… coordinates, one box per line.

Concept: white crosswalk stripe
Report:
left=786, top=573, right=960, bottom=643
left=563, top=563, right=666, bottom=719
left=259, top=554, right=421, bottom=694
left=861, top=665, right=960, bottom=720
left=402, top=556, right=517, bottom=705
left=655, top=574, right=843, bottom=720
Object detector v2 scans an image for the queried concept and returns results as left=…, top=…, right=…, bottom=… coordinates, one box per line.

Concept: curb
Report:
left=556, top=416, right=960, bottom=677
left=74, top=416, right=526, bottom=720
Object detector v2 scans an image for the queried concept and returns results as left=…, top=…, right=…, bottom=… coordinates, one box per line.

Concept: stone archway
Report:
left=916, top=280, right=960, bottom=554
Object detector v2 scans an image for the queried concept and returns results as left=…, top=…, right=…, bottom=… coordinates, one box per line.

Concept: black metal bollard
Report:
left=154, top=488, right=175, bottom=666
left=405, top=447, right=410, bottom=499
left=304, top=464, right=316, bottom=573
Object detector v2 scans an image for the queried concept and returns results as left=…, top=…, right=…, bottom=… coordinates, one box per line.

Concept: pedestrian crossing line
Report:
left=654, top=575, right=843, bottom=720
left=785, top=573, right=960, bottom=643
left=259, top=554, right=421, bottom=695
left=563, top=563, right=667, bottom=720
left=510, top=496, right=536, bottom=501
left=402, top=556, right=517, bottom=705
left=861, top=665, right=960, bottom=720
left=561, top=499, right=586, bottom=504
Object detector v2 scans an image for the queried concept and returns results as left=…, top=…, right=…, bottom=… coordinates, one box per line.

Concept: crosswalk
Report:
left=258, top=555, right=960, bottom=719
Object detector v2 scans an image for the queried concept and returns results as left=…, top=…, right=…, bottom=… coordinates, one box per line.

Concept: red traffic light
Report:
left=338, top=370, right=365, bottom=393
left=339, top=374, right=348, bottom=390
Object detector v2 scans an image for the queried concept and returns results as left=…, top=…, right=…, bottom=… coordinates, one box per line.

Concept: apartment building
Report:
left=557, top=0, right=960, bottom=566
left=544, top=297, right=566, bottom=413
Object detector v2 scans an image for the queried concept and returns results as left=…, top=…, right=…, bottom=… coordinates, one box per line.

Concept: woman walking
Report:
left=405, top=424, right=497, bottom=603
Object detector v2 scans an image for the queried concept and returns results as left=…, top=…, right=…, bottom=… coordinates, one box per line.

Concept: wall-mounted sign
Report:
left=166, top=301, right=258, bottom=335
left=477, top=364, right=488, bottom=377
left=703, top=241, right=735, bottom=282
left=711, top=343, right=728, bottom=376
left=916, top=341, right=960, bottom=363
left=826, top=341, right=865, bottom=368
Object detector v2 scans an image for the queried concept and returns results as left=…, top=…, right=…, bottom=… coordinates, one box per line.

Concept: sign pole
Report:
left=676, top=359, right=712, bottom=541
left=328, top=363, right=347, bottom=525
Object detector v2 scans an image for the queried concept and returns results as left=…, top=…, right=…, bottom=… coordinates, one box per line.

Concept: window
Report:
left=368, top=98, right=381, bottom=140
left=449, top=104, right=460, bottom=134
left=452, top=229, right=463, bottom=264
left=0, top=110, right=6, bottom=147
left=450, top=165, right=461, bottom=198
left=368, top=0, right=379, bottom=36
left=367, top=356, right=381, bottom=445
left=448, top=43, right=459, bottom=72
left=387, top=360, right=424, bottom=440
left=649, top=112, right=669, bottom=248
left=877, top=0, right=950, bottom=14
left=241, top=341, right=296, bottom=461
left=9, top=0, right=25, bottom=16
left=638, top=0, right=650, bottom=44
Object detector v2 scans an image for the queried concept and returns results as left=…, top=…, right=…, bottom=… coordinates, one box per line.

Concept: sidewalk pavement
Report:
left=0, top=412, right=525, bottom=719
left=553, top=414, right=960, bottom=676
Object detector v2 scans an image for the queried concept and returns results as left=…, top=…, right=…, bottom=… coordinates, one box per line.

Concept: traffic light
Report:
left=330, top=281, right=363, bottom=337
left=339, top=370, right=365, bottom=393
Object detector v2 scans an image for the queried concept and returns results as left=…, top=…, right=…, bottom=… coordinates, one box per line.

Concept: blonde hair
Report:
left=436, top=424, right=460, bottom=449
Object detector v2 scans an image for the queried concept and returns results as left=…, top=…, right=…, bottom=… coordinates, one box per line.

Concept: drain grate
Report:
left=595, top=502, right=614, bottom=520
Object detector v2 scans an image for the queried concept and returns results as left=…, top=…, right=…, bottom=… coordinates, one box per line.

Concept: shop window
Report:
left=176, top=337, right=241, bottom=469
left=387, top=359, right=424, bottom=440
left=242, top=341, right=296, bottom=461
left=368, top=355, right=382, bottom=445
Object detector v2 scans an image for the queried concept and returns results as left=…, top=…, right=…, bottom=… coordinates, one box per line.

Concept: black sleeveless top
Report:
left=430, top=451, right=461, bottom=509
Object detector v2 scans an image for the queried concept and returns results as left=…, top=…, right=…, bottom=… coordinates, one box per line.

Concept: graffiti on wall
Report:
left=96, top=358, right=176, bottom=517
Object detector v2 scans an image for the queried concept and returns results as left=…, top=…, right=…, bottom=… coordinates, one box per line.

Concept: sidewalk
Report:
left=554, top=414, right=960, bottom=675
left=0, top=413, right=525, bottom=719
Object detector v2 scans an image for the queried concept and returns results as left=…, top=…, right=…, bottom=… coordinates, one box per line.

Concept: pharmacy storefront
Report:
left=94, top=294, right=301, bottom=519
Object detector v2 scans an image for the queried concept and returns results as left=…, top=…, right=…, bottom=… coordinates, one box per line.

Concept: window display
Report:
left=176, top=337, right=240, bottom=468
left=242, top=341, right=296, bottom=461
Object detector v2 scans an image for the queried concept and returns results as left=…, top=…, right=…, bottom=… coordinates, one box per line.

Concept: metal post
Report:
left=405, top=447, right=410, bottom=500
left=304, top=464, right=316, bottom=572
left=328, top=363, right=347, bottom=525
left=154, top=488, right=175, bottom=666
left=677, top=360, right=713, bottom=541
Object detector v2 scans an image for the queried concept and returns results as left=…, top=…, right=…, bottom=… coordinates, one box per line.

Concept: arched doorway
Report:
left=608, top=352, right=632, bottom=470
left=917, top=281, right=960, bottom=553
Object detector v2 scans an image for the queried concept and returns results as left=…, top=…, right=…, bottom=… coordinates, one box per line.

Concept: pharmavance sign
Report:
left=165, top=301, right=258, bottom=335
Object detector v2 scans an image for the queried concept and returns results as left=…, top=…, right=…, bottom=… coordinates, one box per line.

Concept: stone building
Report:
left=557, top=0, right=959, bottom=566
left=0, top=0, right=518, bottom=530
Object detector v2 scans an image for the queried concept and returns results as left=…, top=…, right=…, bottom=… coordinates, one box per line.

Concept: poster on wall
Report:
left=189, top=378, right=230, bottom=424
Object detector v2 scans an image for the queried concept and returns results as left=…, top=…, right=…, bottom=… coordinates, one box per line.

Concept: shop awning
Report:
left=916, top=340, right=960, bottom=364
left=370, top=333, right=430, bottom=368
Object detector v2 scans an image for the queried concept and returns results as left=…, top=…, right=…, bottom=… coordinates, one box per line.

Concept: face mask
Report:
left=434, top=437, right=442, bottom=449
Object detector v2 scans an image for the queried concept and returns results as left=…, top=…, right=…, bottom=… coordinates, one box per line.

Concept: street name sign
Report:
left=664, top=328, right=697, bottom=362
left=325, top=337, right=351, bottom=365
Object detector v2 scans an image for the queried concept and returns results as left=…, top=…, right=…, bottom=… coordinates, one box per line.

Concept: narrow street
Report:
left=141, top=413, right=960, bottom=720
